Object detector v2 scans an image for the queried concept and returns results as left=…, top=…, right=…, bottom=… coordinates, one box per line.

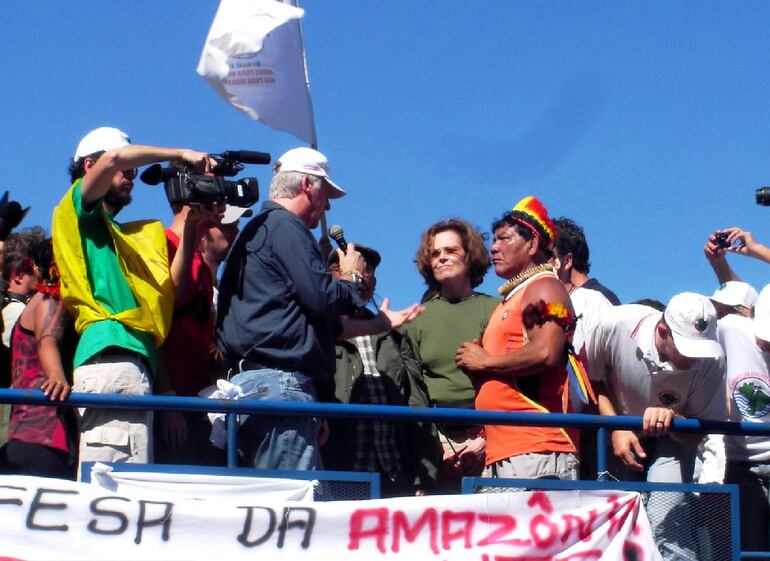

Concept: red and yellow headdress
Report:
left=508, top=195, right=557, bottom=249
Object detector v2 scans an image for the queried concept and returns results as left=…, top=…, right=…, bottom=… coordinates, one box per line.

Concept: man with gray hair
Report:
left=216, top=147, right=421, bottom=471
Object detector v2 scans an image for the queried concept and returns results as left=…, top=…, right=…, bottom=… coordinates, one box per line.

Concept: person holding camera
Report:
left=216, top=147, right=422, bottom=471
left=52, top=127, right=212, bottom=470
left=706, top=227, right=770, bottom=284
left=154, top=199, right=226, bottom=466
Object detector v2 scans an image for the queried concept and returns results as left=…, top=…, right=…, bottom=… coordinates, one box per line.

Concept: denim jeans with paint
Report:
left=229, top=368, right=321, bottom=471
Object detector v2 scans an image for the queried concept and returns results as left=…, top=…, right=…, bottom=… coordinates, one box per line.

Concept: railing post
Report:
left=596, top=427, right=608, bottom=481
left=226, top=413, right=238, bottom=468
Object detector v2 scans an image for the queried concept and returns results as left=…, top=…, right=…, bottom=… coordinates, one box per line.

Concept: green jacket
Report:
left=322, top=328, right=440, bottom=490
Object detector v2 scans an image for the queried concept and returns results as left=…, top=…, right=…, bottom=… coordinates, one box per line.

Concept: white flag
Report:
left=197, top=0, right=317, bottom=146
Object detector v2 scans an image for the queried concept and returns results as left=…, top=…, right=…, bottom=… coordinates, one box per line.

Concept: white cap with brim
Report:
left=710, top=281, right=759, bottom=310
left=664, top=292, right=723, bottom=359
left=275, top=147, right=346, bottom=199
left=73, top=127, right=131, bottom=161
left=221, top=205, right=253, bottom=225
left=753, top=284, right=770, bottom=343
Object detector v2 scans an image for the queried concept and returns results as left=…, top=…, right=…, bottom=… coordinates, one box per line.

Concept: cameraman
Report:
left=155, top=200, right=225, bottom=466
left=705, top=227, right=770, bottom=284
left=52, top=127, right=211, bottom=470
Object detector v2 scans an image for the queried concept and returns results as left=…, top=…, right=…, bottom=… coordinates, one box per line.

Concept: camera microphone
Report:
left=221, top=150, right=271, bottom=165
left=328, top=224, right=348, bottom=252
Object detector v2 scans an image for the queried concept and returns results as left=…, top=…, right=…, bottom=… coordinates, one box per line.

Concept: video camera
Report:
left=140, top=150, right=270, bottom=207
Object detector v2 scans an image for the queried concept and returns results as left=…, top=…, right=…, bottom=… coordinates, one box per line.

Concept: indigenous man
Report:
left=456, top=196, right=579, bottom=480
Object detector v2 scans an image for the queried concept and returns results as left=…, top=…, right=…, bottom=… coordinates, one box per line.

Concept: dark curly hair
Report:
left=31, top=238, right=56, bottom=284
left=553, top=217, right=590, bottom=274
left=415, top=218, right=490, bottom=291
left=3, top=226, right=47, bottom=281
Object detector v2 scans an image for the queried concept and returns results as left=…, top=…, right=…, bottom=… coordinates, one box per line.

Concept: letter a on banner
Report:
left=197, top=0, right=317, bottom=146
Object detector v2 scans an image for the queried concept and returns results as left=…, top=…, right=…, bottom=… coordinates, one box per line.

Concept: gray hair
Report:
left=269, top=171, right=322, bottom=200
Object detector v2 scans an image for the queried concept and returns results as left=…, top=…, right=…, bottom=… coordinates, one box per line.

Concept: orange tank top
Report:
left=475, top=272, right=576, bottom=464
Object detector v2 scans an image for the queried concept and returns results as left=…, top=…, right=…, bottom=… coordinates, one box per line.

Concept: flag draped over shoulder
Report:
left=197, top=0, right=317, bottom=146
left=52, top=184, right=174, bottom=347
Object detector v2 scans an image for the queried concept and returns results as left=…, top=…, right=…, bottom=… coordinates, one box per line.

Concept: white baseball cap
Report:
left=73, top=127, right=131, bottom=161
left=663, top=292, right=722, bottom=359
left=753, top=285, right=770, bottom=343
left=710, top=281, right=759, bottom=311
left=221, top=205, right=253, bottom=225
left=275, top=147, right=346, bottom=199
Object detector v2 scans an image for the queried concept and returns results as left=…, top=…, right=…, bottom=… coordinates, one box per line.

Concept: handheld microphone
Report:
left=221, top=150, right=272, bottom=165
left=328, top=224, right=348, bottom=252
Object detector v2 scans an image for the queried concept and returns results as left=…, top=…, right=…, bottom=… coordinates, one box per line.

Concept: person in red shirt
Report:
left=155, top=201, right=225, bottom=465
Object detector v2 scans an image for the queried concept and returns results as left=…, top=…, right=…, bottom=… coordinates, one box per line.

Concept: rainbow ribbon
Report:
left=566, top=351, right=597, bottom=406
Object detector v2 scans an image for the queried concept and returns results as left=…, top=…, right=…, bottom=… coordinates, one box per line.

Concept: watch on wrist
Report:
left=345, top=270, right=363, bottom=287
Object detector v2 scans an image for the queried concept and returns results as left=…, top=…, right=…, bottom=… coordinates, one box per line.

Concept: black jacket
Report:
left=216, top=202, right=364, bottom=384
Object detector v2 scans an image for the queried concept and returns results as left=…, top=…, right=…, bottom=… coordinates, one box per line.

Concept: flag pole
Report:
left=292, top=0, right=330, bottom=250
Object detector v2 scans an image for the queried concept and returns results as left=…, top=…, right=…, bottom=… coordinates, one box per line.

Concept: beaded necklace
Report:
left=497, top=263, right=555, bottom=298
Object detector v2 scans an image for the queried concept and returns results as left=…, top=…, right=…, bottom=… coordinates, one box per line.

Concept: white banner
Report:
left=197, top=0, right=317, bottom=145
left=0, top=474, right=661, bottom=561
left=87, top=462, right=315, bottom=501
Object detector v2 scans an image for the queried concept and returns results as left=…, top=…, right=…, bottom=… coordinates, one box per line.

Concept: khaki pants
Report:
left=483, top=451, right=579, bottom=480
left=0, top=404, right=9, bottom=446
left=73, top=354, right=152, bottom=477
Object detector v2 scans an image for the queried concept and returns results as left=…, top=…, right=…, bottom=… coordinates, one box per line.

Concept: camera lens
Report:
left=756, top=187, right=770, bottom=206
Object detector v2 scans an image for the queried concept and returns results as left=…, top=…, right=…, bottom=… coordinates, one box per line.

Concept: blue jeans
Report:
left=229, top=368, right=321, bottom=471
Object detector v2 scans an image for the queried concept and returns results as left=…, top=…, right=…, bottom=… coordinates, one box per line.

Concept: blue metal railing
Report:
left=2, top=387, right=769, bottom=469
left=2, top=387, right=769, bottom=559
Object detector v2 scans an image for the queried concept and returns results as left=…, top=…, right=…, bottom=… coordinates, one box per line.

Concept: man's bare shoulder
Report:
left=522, top=274, right=572, bottom=307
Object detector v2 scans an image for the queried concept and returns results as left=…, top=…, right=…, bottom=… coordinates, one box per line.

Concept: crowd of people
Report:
left=0, top=127, right=769, bottom=557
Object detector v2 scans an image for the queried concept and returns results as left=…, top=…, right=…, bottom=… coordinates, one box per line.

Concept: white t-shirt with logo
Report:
left=571, top=286, right=613, bottom=357
left=718, top=314, right=770, bottom=463
left=585, top=304, right=726, bottom=420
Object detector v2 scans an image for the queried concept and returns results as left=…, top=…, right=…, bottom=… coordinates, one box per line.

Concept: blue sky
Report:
left=3, top=2, right=770, bottom=308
